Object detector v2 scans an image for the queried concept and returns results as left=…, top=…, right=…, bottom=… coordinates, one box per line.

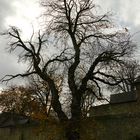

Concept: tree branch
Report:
left=1, top=71, right=37, bottom=83
left=92, top=76, right=122, bottom=86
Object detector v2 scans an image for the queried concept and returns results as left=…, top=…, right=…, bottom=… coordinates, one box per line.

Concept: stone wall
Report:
left=0, top=123, right=65, bottom=140
left=81, top=113, right=140, bottom=140
left=1, top=115, right=140, bottom=140
left=89, top=100, right=140, bottom=117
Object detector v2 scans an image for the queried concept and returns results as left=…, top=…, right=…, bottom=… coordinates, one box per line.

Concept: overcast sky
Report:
left=0, top=0, right=140, bottom=89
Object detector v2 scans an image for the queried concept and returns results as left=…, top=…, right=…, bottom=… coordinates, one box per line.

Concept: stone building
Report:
left=90, top=76, right=140, bottom=117
left=87, top=76, right=140, bottom=140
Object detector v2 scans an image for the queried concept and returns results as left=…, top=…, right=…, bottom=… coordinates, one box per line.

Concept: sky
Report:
left=0, top=0, right=42, bottom=89
left=0, top=0, right=140, bottom=89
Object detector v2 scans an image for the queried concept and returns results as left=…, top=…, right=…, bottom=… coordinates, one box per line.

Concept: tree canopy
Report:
left=1, top=0, right=138, bottom=139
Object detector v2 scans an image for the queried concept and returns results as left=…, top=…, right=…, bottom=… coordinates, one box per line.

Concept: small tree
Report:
left=0, top=85, right=54, bottom=120
left=0, top=86, right=33, bottom=115
left=1, top=0, right=137, bottom=139
left=108, top=60, right=140, bottom=93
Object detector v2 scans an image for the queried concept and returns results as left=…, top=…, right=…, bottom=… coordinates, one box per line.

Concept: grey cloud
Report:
left=98, top=0, right=140, bottom=59
left=0, top=0, right=26, bottom=88
left=0, top=37, right=27, bottom=88
left=0, top=0, right=16, bottom=30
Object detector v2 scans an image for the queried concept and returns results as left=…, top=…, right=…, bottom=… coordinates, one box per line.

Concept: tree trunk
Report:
left=65, top=93, right=81, bottom=140
left=40, top=74, right=68, bottom=122
left=49, top=80, right=68, bottom=122
left=65, top=119, right=80, bottom=140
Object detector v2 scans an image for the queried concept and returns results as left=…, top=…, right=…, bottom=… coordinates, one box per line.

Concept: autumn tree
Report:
left=0, top=84, right=54, bottom=120
left=0, top=86, right=33, bottom=115
left=1, top=0, right=137, bottom=139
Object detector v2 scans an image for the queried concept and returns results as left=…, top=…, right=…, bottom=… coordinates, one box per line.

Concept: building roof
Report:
left=0, top=112, right=30, bottom=128
left=110, top=92, right=137, bottom=104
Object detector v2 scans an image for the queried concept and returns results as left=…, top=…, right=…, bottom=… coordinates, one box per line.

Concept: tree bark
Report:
left=47, top=78, right=68, bottom=122
left=35, top=68, right=68, bottom=122
left=65, top=91, right=81, bottom=140
left=65, top=119, right=80, bottom=140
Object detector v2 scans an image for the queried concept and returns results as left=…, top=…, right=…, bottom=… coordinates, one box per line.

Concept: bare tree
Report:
left=27, top=76, right=52, bottom=117
left=1, top=0, right=137, bottom=139
left=27, top=74, right=64, bottom=118
left=2, top=26, right=69, bottom=122
left=108, top=60, right=140, bottom=93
